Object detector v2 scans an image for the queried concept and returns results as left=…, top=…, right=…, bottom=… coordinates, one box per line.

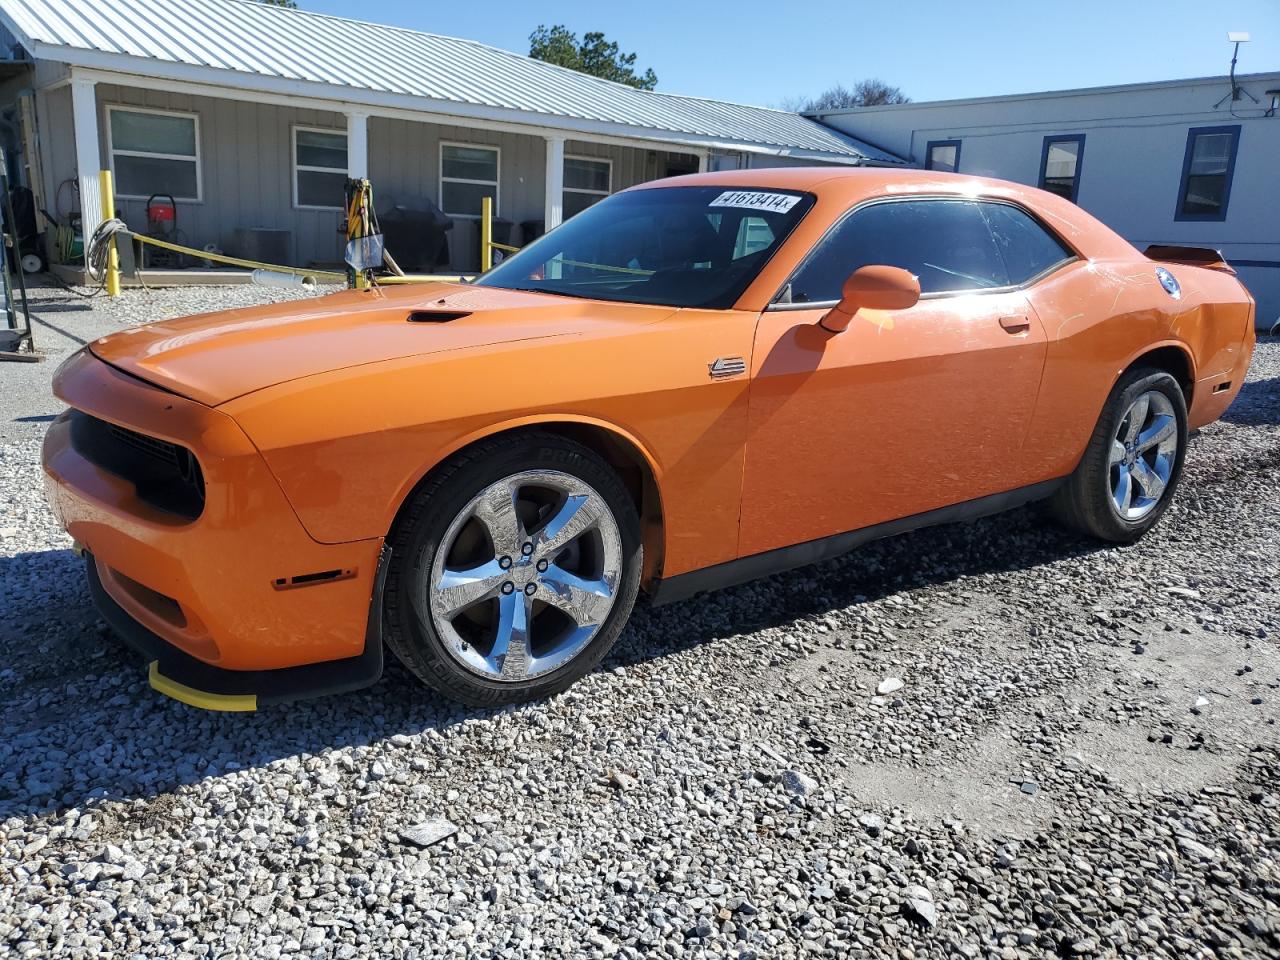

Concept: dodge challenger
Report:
left=43, top=169, right=1256, bottom=710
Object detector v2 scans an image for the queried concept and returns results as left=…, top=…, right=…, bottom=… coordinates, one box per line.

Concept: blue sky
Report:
left=302, top=0, right=1279, bottom=107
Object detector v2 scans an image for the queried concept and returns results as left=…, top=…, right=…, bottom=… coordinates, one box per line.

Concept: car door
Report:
left=738, top=197, right=1056, bottom=558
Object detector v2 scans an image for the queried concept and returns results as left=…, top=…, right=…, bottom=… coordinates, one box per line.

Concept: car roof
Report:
left=633, top=165, right=1031, bottom=198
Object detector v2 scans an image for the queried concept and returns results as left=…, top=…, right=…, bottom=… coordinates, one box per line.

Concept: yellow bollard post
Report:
left=98, top=170, right=121, bottom=297
left=480, top=195, right=493, bottom=273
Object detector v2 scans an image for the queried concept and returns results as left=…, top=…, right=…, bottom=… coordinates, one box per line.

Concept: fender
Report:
left=379, top=413, right=669, bottom=581
left=1056, top=337, right=1198, bottom=478
left=1111, top=337, right=1197, bottom=388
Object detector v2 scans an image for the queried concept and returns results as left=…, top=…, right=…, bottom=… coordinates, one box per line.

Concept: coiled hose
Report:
left=84, top=217, right=130, bottom=285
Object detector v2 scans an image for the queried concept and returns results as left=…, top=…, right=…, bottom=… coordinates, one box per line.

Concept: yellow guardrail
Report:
left=377, top=274, right=473, bottom=284
left=92, top=172, right=526, bottom=296
left=132, top=234, right=348, bottom=283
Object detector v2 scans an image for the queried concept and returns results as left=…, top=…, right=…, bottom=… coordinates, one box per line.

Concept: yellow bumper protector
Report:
left=147, top=662, right=257, bottom=712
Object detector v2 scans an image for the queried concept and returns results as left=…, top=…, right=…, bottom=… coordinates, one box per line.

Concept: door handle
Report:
left=999, top=315, right=1032, bottom=334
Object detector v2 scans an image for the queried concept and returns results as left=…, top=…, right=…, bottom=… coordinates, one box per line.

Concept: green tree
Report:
left=529, top=25, right=658, bottom=91
left=783, top=80, right=910, bottom=113
left=258, top=0, right=298, bottom=7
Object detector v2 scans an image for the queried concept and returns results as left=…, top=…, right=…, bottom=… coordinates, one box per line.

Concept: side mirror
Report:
left=819, top=265, right=921, bottom=333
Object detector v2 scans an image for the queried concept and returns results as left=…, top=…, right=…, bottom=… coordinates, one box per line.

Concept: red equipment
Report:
left=144, top=194, right=180, bottom=267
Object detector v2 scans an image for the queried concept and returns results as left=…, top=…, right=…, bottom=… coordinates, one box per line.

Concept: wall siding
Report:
left=32, top=59, right=69, bottom=88
left=369, top=118, right=547, bottom=270
left=39, top=85, right=74, bottom=243
left=95, top=84, right=347, bottom=267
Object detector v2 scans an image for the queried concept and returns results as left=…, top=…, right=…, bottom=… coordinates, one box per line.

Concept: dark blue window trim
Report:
left=1175, top=125, right=1241, bottom=223
left=924, top=139, right=962, bottom=172
left=1038, top=134, right=1086, bottom=203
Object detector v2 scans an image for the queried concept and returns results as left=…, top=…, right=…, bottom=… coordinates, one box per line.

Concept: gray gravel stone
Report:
left=398, top=818, right=458, bottom=848
left=781, top=769, right=819, bottom=796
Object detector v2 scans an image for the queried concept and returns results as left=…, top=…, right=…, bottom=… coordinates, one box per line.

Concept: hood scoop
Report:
left=408, top=310, right=471, bottom=323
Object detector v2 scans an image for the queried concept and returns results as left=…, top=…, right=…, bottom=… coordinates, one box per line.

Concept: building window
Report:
left=924, top=139, right=961, bottom=173
left=441, top=143, right=500, bottom=217
left=107, top=106, right=200, bottom=201
left=708, top=152, right=743, bottom=172
left=733, top=216, right=776, bottom=260
left=1176, top=125, right=1240, bottom=222
left=294, top=127, right=347, bottom=210
left=1039, top=134, right=1085, bottom=202
left=563, top=156, right=611, bottom=219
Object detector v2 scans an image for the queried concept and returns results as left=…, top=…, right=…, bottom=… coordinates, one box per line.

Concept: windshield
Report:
left=475, top=185, right=815, bottom=309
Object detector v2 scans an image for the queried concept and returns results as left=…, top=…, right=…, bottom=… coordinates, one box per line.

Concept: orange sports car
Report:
left=43, top=169, right=1255, bottom=711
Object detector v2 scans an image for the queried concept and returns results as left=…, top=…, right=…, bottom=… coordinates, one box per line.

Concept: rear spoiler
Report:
left=1144, top=244, right=1236, bottom=275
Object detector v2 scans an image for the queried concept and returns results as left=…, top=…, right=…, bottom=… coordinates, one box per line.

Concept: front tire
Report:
left=1050, top=368, right=1188, bottom=543
left=384, top=433, right=642, bottom=707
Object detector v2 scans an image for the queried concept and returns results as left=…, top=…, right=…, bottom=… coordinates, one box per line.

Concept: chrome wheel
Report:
left=1109, top=390, right=1178, bottom=521
left=428, top=470, right=623, bottom=682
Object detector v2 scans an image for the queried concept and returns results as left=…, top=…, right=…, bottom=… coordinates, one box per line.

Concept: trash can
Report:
left=232, top=228, right=292, bottom=267
left=475, top=217, right=513, bottom=268
left=520, top=219, right=545, bottom=245
left=380, top=203, right=453, bottom=272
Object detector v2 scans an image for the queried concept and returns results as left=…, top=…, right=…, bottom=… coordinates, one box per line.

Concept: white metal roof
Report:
left=0, top=0, right=905, bottom=164
left=808, top=70, right=1280, bottom=118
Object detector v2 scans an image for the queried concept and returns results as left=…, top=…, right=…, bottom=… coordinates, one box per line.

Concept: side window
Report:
left=440, top=143, right=500, bottom=217
left=1039, top=135, right=1085, bottom=202
left=294, top=127, right=347, bottom=210
left=1176, top=125, right=1240, bottom=221
left=563, top=156, right=611, bottom=219
left=980, top=203, right=1074, bottom=285
left=108, top=107, right=200, bottom=200
left=786, top=200, right=1008, bottom=303
left=925, top=140, right=961, bottom=172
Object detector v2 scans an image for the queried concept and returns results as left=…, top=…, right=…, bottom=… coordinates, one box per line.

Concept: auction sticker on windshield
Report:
left=709, top=191, right=802, bottom=214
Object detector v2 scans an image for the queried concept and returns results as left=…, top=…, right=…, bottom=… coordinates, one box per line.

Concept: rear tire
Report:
left=1050, top=368, right=1187, bottom=543
left=383, top=433, right=642, bottom=707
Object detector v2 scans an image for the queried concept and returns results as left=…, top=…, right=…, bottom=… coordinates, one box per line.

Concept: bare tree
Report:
left=783, top=79, right=910, bottom=113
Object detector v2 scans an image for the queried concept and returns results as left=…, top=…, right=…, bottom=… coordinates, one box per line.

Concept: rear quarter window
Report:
left=980, top=203, right=1075, bottom=285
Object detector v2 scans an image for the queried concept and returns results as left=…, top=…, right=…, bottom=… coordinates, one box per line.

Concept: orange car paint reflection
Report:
left=43, top=168, right=1255, bottom=677
left=741, top=289, right=1048, bottom=555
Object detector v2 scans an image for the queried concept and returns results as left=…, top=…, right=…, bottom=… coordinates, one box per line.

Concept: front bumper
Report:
left=42, top=351, right=388, bottom=707
left=85, top=548, right=386, bottom=710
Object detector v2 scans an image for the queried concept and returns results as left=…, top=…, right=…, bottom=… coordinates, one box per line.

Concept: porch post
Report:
left=544, top=135, right=565, bottom=230
left=697, top=151, right=709, bottom=173
left=70, top=76, right=103, bottom=263
left=346, top=110, right=369, bottom=180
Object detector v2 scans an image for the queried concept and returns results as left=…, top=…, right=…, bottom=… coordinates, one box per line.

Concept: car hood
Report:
left=88, top=283, right=672, bottom=406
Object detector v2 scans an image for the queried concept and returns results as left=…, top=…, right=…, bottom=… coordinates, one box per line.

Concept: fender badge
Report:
left=1155, top=267, right=1181, bottom=300
left=708, top=357, right=746, bottom=379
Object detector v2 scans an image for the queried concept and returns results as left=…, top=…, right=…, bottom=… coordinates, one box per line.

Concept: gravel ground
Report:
left=1, top=282, right=1278, bottom=959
